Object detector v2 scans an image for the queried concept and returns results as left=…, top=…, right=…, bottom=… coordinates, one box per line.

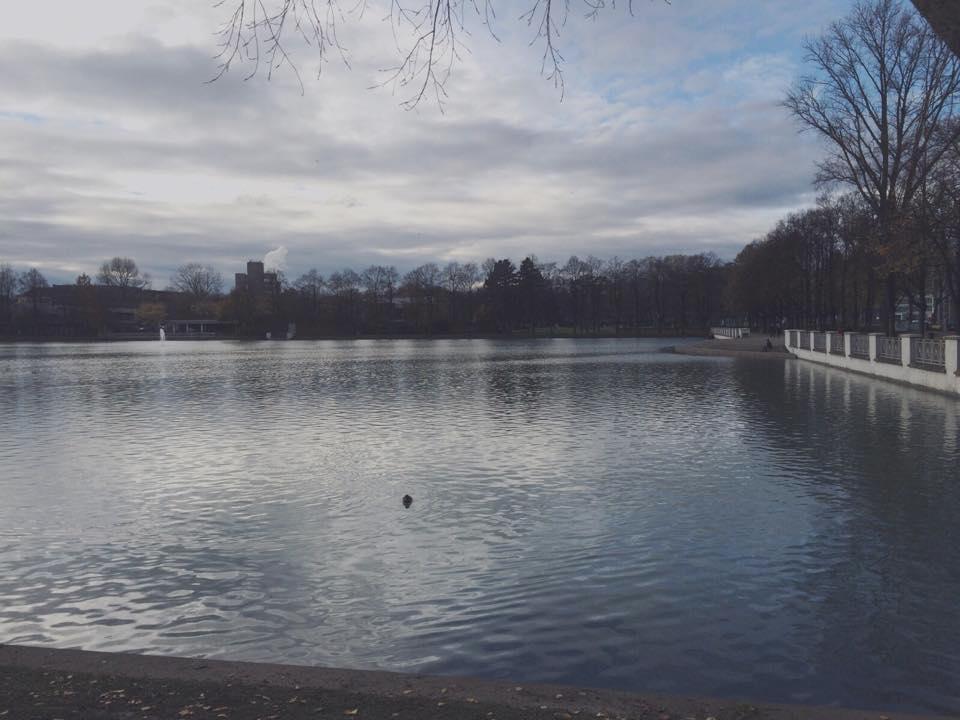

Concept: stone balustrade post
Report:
left=844, top=332, right=852, bottom=357
left=900, top=334, right=920, bottom=368
left=945, top=336, right=960, bottom=376
left=868, top=333, right=882, bottom=364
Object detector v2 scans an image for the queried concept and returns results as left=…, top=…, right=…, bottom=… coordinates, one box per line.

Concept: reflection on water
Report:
left=0, top=340, right=958, bottom=714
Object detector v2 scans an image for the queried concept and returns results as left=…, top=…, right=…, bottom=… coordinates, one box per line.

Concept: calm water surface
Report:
left=1, top=339, right=958, bottom=714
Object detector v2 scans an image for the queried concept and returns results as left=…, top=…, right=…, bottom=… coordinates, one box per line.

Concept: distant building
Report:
left=13, top=284, right=183, bottom=337
left=166, top=318, right=238, bottom=337
left=235, top=261, right=279, bottom=297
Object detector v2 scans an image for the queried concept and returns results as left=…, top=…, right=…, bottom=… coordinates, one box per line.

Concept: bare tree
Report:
left=0, top=263, right=16, bottom=323
left=17, top=268, right=48, bottom=295
left=606, top=256, right=625, bottom=333
left=917, top=123, right=960, bottom=325
left=18, top=267, right=49, bottom=322
left=294, top=268, right=326, bottom=318
left=97, top=257, right=151, bottom=294
left=481, top=257, right=497, bottom=279
left=328, top=267, right=363, bottom=333
left=440, top=261, right=479, bottom=331
left=785, top=0, right=960, bottom=334
left=624, top=258, right=644, bottom=332
left=171, top=263, right=224, bottom=300
left=441, top=261, right=478, bottom=294
left=212, top=0, right=658, bottom=108
left=403, top=262, right=442, bottom=331
left=361, top=264, right=399, bottom=303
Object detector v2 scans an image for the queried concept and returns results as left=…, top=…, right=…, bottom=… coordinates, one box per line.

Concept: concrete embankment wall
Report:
left=0, top=645, right=952, bottom=720
left=786, top=329, right=960, bottom=396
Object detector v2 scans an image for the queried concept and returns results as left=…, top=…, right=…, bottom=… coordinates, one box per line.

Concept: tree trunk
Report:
left=884, top=273, right=897, bottom=336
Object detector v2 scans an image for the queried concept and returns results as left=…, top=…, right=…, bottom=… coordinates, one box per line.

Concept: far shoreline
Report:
left=0, top=333, right=710, bottom=344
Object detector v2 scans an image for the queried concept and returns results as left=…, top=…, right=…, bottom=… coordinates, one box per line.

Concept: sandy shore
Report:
left=0, top=645, right=949, bottom=720
left=666, top=335, right=791, bottom=360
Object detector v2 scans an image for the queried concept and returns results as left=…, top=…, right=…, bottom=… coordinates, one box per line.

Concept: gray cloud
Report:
left=0, top=1, right=849, bottom=284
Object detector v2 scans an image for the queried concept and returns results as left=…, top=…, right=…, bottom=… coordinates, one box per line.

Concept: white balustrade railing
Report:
left=877, top=336, right=902, bottom=364
left=849, top=333, right=869, bottom=359
left=910, top=337, right=946, bottom=372
left=711, top=327, right=750, bottom=339
left=785, top=329, right=960, bottom=393
left=828, top=332, right=845, bottom=355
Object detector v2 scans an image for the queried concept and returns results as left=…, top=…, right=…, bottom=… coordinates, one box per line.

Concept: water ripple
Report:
left=1, top=340, right=959, bottom=715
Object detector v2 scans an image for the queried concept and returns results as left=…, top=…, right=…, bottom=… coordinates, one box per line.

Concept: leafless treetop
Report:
left=211, top=0, right=656, bottom=108
left=785, top=0, right=960, bottom=226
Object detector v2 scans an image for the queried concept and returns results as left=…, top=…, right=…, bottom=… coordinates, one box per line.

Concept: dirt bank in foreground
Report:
left=0, top=645, right=947, bottom=720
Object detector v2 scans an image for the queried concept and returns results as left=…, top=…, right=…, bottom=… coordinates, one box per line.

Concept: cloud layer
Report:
left=0, top=0, right=853, bottom=285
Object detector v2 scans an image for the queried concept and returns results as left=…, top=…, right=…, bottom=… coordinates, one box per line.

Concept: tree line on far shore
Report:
left=0, top=252, right=731, bottom=338
left=242, top=253, right=728, bottom=337
left=730, top=184, right=960, bottom=335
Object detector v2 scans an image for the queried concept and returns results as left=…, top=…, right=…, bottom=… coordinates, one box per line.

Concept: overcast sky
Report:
left=0, top=0, right=855, bottom=285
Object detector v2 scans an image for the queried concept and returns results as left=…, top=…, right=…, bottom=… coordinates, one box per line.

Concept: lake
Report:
left=1, top=339, right=958, bottom=715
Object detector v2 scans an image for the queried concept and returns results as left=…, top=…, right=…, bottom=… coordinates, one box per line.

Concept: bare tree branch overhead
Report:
left=211, top=0, right=662, bottom=108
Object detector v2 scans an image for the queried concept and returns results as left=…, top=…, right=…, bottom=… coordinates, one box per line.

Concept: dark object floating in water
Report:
left=402, top=494, right=413, bottom=508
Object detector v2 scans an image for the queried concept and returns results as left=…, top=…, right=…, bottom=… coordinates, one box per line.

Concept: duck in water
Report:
left=402, top=494, right=413, bottom=508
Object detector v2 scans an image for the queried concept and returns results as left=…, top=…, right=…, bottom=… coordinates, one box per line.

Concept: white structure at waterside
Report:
left=711, top=327, right=750, bottom=340
left=786, top=330, right=960, bottom=396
